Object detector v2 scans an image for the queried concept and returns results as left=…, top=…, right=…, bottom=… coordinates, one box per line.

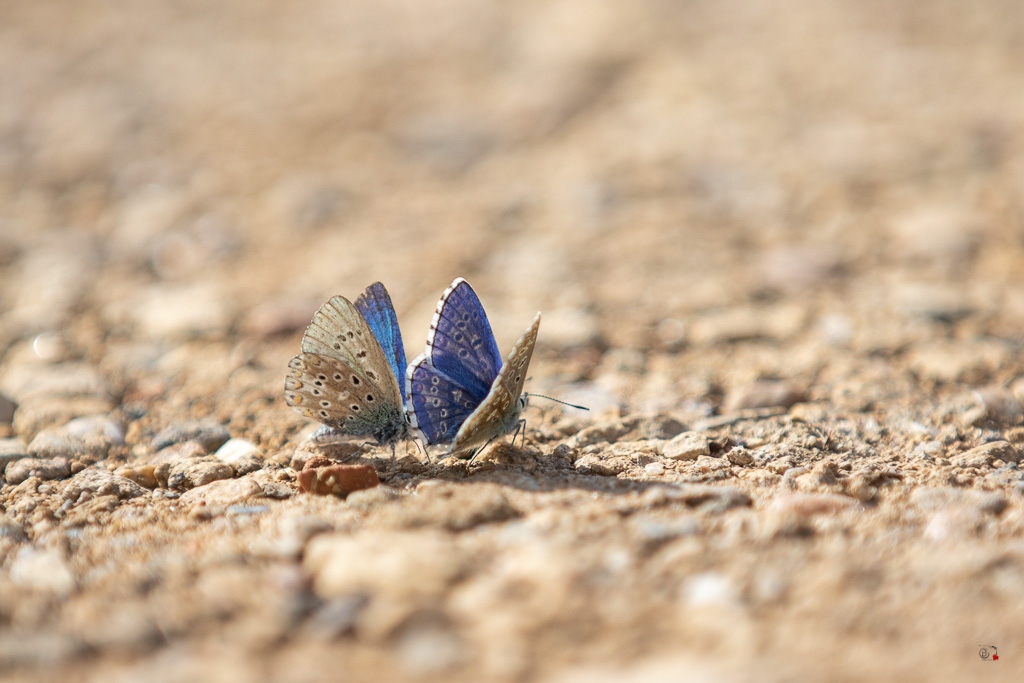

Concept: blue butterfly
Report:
left=284, top=282, right=409, bottom=447
left=405, top=278, right=541, bottom=456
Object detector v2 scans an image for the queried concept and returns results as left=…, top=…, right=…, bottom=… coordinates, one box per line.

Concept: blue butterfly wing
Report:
left=354, top=282, right=408, bottom=406
left=406, top=357, right=484, bottom=444
left=425, top=278, right=503, bottom=401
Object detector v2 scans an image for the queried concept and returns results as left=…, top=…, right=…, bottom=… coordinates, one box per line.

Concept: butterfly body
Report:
left=284, top=283, right=408, bottom=447
left=405, top=277, right=540, bottom=456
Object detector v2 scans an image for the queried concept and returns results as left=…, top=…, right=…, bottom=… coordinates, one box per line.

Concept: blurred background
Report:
left=2, top=0, right=1024, bottom=416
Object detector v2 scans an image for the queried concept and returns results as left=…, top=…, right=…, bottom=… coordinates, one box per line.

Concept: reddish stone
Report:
left=298, top=464, right=380, bottom=497
left=302, top=454, right=334, bottom=471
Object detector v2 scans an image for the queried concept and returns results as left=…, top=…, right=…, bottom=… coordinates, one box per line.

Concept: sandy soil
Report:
left=2, top=1, right=1024, bottom=681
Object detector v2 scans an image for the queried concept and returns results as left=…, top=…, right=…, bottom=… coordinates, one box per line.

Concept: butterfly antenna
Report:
left=523, top=393, right=590, bottom=411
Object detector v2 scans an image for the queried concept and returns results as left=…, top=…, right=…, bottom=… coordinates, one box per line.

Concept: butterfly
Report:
left=284, top=282, right=409, bottom=448
left=405, top=277, right=541, bottom=457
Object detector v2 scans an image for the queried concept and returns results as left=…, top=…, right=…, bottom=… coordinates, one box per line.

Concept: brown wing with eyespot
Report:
left=297, top=295, right=402, bottom=408
left=449, top=313, right=540, bottom=453
left=285, top=353, right=388, bottom=436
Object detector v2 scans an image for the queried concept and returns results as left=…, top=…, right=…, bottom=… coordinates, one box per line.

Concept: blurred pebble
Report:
left=380, top=483, right=519, bottom=531
left=640, top=484, right=751, bottom=510
left=27, top=430, right=112, bottom=461
left=63, top=468, right=148, bottom=503
left=911, top=440, right=944, bottom=460
left=908, top=340, right=1011, bottom=384
left=152, top=420, right=231, bottom=452
left=118, top=465, right=159, bottom=489
left=262, top=482, right=295, bottom=499
left=541, top=308, right=602, bottom=348
left=816, top=313, right=852, bottom=346
left=290, top=436, right=363, bottom=470
left=0, top=362, right=111, bottom=402
left=682, top=572, right=738, bottom=608
left=950, top=441, right=1020, bottom=468
left=662, top=432, right=710, bottom=461
left=724, top=380, right=807, bottom=412
left=240, top=298, right=313, bottom=338
left=655, top=318, right=686, bottom=347
left=166, top=458, right=234, bottom=490
left=892, top=205, right=980, bottom=268
left=0, top=393, right=15, bottom=424
left=975, top=388, right=1024, bottom=424
left=346, top=486, right=402, bottom=511
left=573, top=453, right=632, bottom=475
left=5, top=456, right=71, bottom=485
left=694, top=455, right=729, bottom=473
left=298, top=464, right=380, bottom=498
left=180, top=476, right=262, bottom=506
left=9, top=547, right=75, bottom=595
left=960, top=405, right=988, bottom=429
left=923, top=507, right=984, bottom=542
left=302, top=596, right=368, bottom=640
left=910, top=487, right=1008, bottom=516
left=725, top=448, right=754, bottom=467
left=131, top=284, right=231, bottom=339
left=305, top=531, right=467, bottom=600
left=12, top=395, right=115, bottom=442
left=565, top=420, right=631, bottom=448
left=0, top=437, right=28, bottom=470
left=63, top=415, right=125, bottom=444
left=0, top=632, right=87, bottom=669
left=625, top=413, right=686, bottom=440
left=214, top=438, right=264, bottom=475
left=0, top=519, right=27, bottom=542
left=644, top=462, right=665, bottom=476
left=768, top=492, right=860, bottom=516
left=397, top=110, right=493, bottom=175
left=396, top=619, right=465, bottom=674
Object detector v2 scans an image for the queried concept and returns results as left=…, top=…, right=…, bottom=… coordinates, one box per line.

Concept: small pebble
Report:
left=152, top=420, right=231, bottom=452
left=573, top=453, right=631, bottom=475
left=262, top=482, right=295, bottom=499
left=5, top=457, right=71, bottom=485
left=214, top=438, right=264, bottom=475
left=662, top=432, right=710, bottom=461
left=726, top=448, right=754, bottom=466
left=119, top=465, right=159, bottom=489
left=180, top=476, right=262, bottom=506
left=27, top=430, right=111, bottom=460
left=62, top=468, right=148, bottom=503
left=950, top=441, right=1021, bottom=468
left=297, top=464, right=380, bottom=497
left=63, top=415, right=125, bottom=444
left=724, top=380, right=806, bottom=412
left=644, top=462, right=665, bottom=476
left=166, top=458, right=234, bottom=490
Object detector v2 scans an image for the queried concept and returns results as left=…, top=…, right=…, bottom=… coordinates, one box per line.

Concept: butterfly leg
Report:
left=414, top=438, right=432, bottom=465
left=511, top=418, right=527, bottom=449
left=468, top=436, right=497, bottom=463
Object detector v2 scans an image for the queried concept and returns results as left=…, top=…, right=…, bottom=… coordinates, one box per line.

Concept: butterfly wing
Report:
left=449, top=313, right=541, bottom=454
left=405, top=355, right=486, bottom=444
left=354, top=282, right=408, bottom=406
left=423, top=278, right=503, bottom=401
left=285, top=353, right=405, bottom=444
left=285, top=294, right=405, bottom=444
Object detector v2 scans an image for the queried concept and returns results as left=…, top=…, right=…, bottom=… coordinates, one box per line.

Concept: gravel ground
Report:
left=2, top=1, right=1024, bottom=681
